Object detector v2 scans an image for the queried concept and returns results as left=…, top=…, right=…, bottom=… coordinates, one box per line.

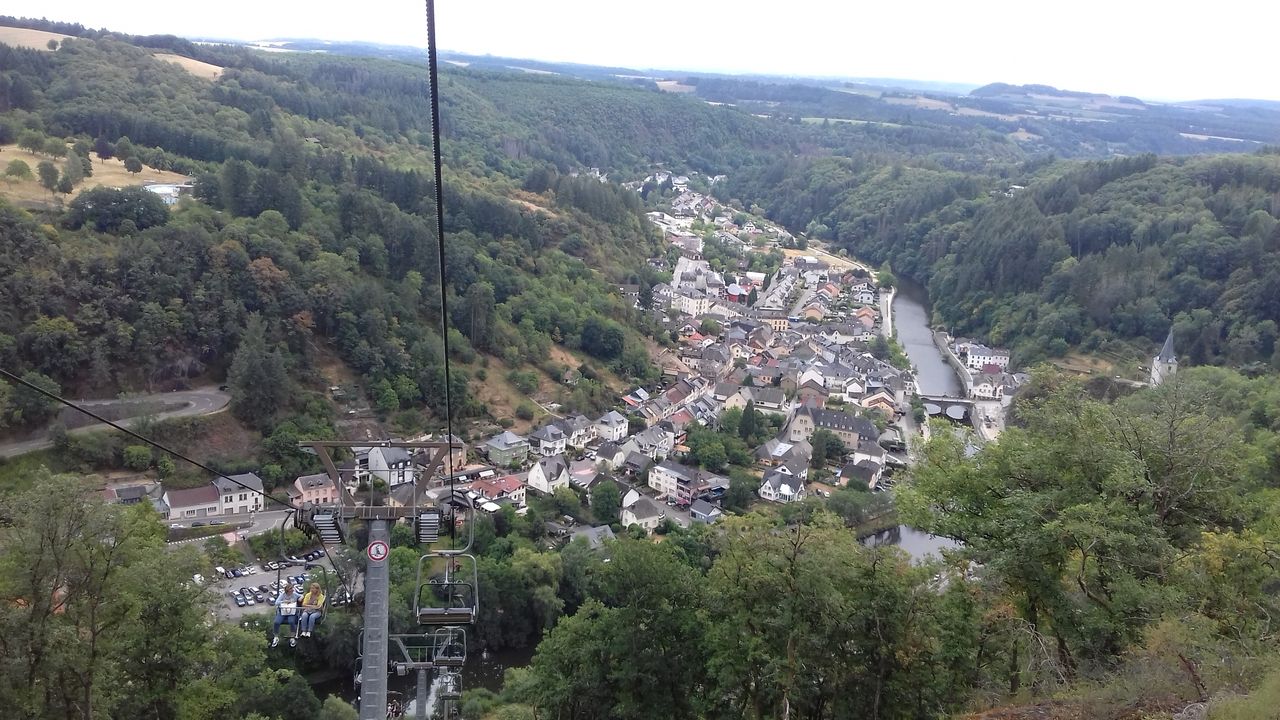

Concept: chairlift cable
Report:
left=423, top=0, right=459, bottom=543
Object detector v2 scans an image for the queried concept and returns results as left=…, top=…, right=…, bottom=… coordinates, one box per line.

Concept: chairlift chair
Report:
left=414, top=553, right=478, bottom=626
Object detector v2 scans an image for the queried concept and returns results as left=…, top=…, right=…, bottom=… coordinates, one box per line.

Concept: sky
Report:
left=9, top=0, right=1280, bottom=101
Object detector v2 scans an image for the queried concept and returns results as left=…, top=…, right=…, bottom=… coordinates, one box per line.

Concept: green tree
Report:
left=17, top=129, right=43, bottom=154
left=738, top=399, right=758, bottom=442
left=810, top=428, right=847, bottom=471
left=901, top=375, right=1248, bottom=686
left=317, top=696, right=359, bottom=720
left=4, top=159, right=32, bottom=182
left=37, top=160, right=59, bottom=193
left=61, top=148, right=85, bottom=185
left=123, top=445, right=153, bottom=470
left=589, top=481, right=621, bottom=524
left=227, top=315, right=288, bottom=429
left=464, top=281, right=497, bottom=350
left=9, top=371, right=60, bottom=427
left=114, top=136, right=135, bottom=161
left=93, top=135, right=115, bottom=163
left=520, top=541, right=707, bottom=719
left=43, top=137, right=67, bottom=158
left=124, top=157, right=143, bottom=174
left=699, top=318, right=722, bottom=336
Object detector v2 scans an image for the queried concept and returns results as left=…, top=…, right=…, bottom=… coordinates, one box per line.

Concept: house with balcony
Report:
left=529, top=424, right=568, bottom=457
left=484, top=431, right=529, bottom=467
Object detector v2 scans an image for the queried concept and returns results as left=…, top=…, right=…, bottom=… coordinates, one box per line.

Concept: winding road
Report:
left=0, top=386, right=231, bottom=458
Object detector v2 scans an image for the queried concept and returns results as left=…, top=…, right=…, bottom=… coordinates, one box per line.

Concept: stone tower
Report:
left=1151, top=329, right=1177, bottom=386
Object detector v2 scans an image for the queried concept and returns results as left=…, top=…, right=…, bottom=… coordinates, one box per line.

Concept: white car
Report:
left=192, top=574, right=204, bottom=585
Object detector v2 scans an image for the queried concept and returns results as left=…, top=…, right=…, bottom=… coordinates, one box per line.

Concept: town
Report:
left=124, top=170, right=1030, bottom=543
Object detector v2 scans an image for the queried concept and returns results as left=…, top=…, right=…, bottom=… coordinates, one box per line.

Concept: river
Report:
left=892, top=276, right=963, bottom=397
left=861, top=525, right=960, bottom=562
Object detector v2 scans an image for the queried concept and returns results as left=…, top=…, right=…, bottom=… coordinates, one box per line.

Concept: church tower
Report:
left=1151, top=329, right=1177, bottom=386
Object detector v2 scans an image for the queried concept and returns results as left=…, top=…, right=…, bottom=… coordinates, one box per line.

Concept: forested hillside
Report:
left=0, top=31, right=686, bottom=483
left=729, top=151, right=1280, bottom=369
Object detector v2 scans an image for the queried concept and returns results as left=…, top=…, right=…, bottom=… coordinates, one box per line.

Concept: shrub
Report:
left=122, top=445, right=153, bottom=470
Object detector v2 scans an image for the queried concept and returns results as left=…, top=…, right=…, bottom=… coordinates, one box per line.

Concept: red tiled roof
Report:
left=165, top=484, right=218, bottom=508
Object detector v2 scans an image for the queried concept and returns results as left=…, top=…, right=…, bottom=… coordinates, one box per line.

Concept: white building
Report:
left=595, top=410, right=629, bottom=442
left=368, top=447, right=414, bottom=487
left=961, top=343, right=1011, bottom=371
left=1151, top=330, right=1178, bottom=386
left=758, top=470, right=806, bottom=504
left=527, top=454, right=570, bottom=495
left=621, top=497, right=665, bottom=533
left=215, top=473, right=264, bottom=514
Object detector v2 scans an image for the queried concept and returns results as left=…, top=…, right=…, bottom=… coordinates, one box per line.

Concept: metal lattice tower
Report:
left=298, top=440, right=470, bottom=720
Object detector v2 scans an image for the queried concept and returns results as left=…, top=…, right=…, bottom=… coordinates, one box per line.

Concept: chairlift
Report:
left=414, top=554, right=478, bottom=626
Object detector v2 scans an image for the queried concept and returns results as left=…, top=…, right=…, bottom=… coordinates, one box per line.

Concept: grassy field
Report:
left=0, top=448, right=77, bottom=492
left=0, top=26, right=72, bottom=51
left=153, top=53, right=224, bottom=80
left=0, top=144, right=189, bottom=207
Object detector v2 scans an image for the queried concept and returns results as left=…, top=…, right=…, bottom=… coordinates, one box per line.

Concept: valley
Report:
left=0, top=12, right=1278, bottom=720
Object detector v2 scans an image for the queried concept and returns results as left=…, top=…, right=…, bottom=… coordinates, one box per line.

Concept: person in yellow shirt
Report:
left=298, top=582, right=326, bottom=638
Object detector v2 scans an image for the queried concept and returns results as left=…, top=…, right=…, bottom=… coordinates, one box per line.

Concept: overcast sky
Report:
left=10, top=0, right=1279, bottom=101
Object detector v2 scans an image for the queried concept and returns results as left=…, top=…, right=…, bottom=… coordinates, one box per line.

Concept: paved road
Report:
left=0, top=386, right=230, bottom=458
left=879, top=287, right=895, bottom=338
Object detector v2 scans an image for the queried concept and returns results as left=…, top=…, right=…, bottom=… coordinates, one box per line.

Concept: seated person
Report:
left=270, top=582, right=303, bottom=648
left=297, top=582, right=326, bottom=638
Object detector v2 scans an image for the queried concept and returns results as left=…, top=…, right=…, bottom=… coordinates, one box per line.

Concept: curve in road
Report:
left=0, top=386, right=231, bottom=458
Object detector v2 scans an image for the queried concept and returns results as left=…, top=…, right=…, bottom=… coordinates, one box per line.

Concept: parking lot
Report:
left=204, top=549, right=352, bottom=623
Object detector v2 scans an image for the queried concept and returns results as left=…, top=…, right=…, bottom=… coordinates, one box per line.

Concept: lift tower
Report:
left=297, top=439, right=468, bottom=720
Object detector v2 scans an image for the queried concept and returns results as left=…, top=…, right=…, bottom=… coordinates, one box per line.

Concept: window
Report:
left=225, top=495, right=233, bottom=503
left=239, top=493, right=246, bottom=501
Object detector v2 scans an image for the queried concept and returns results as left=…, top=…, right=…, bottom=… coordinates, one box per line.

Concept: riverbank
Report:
left=879, top=286, right=896, bottom=339
left=932, top=329, right=974, bottom=397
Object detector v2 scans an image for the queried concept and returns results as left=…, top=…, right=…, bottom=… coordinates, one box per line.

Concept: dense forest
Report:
left=0, top=31, right=686, bottom=489
left=11, top=367, right=1277, bottom=719
left=727, top=152, right=1280, bottom=369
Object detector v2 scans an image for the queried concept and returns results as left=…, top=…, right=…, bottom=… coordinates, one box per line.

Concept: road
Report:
left=0, top=386, right=230, bottom=458
left=879, top=286, right=895, bottom=338
left=789, top=286, right=815, bottom=318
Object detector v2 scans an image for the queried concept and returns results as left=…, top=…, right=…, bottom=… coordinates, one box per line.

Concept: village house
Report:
left=553, top=415, right=597, bottom=448
left=368, top=447, right=414, bottom=487
left=971, top=372, right=1006, bottom=400
left=956, top=342, right=1011, bottom=371
left=529, top=424, right=568, bottom=457
left=215, top=473, right=265, bottom=514
left=527, top=454, right=570, bottom=495
left=787, top=405, right=879, bottom=447
left=595, top=410, right=629, bottom=442
left=758, top=470, right=807, bottom=504
left=484, top=431, right=529, bottom=467
left=570, top=525, right=617, bottom=549
left=595, top=441, right=627, bottom=469
left=621, top=497, right=665, bottom=534
left=291, top=473, right=337, bottom=506
left=163, top=484, right=219, bottom=519
left=690, top=498, right=724, bottom=524
left=468, top=474, right=526, bottom=507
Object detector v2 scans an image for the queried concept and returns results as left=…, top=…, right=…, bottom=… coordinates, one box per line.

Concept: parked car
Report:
left=191, top=521, right=206, bottom=527
left=224, top=569, right=235, bottom=579
left=234, top=596, right=247, bottom=608
left=192, top=574, right=204, bottom=585
left=210, top=520, right=226, bottom=526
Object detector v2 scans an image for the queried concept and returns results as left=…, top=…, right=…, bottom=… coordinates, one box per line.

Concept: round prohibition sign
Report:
left=367, top=540, right=389, bottom=562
